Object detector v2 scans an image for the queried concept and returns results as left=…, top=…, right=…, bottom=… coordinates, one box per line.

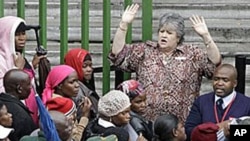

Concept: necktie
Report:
left=216, top=98, right=224, bottom=120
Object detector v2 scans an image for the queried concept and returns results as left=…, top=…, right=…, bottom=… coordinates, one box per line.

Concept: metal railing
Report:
left=235, top=55, right=250, bottom=94
left=0, top=0, right=152, bottom=94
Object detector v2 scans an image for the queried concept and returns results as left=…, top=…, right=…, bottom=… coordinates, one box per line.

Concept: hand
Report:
left=32, top=54, right=46, bottom=69
left=189, top=15, right=209, bottom=37
left=136, top=133, right=147, bottom=141
left=13, top=52, right=25, bottom=69
left=217, top=120, right=230, bottom=130
left=80, top=97, right=92, bottom=117
left=223, top=124, right=230, bottom=138
left=121, top=3, right=139, bottom=24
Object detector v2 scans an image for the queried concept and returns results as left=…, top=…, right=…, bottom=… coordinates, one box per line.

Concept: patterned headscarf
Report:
left=64, top=48, right=90, bottom=82
left=42, top=65, right=75, bottom=104
left=116, top=79, right=144, bottom=100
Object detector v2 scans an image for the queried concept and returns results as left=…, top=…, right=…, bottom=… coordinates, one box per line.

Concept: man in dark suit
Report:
left=185, top=64, right=250, bottom=141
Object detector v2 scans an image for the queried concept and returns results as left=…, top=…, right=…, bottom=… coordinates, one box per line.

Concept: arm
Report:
left=72, top=97, right=92, bottom=141
left=185, top=99, right=203, bottom=141
left=189, top=15, right=221, bottom=65
left=112, top=3, right=139, bottom=55
left=72, top=117, right=89, bottom=141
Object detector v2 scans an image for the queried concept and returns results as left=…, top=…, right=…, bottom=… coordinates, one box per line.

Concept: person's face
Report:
left=82, top=60, right=93, bottom=81
left=158, top=24, right=179, bottom=52
left=213, top=67, right=237, bottom=97
left=173, top=122, right=187, bottom=141
left=57, top=116, right=73, bottom=141
left=15, top=31, right=27, bottom=52
left=19, top=77, right=32, bottom=99
left=60, top=71, right=80, bottom=98
left=111, top=107, right=131, bottom=126
left=131, top=93, right=146, bottom=114
left=67, top=111, right=77, bottom=125
left=0, top=105, right=13, bottom=127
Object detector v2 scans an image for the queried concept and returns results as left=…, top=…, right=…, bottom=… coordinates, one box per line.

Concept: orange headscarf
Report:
left=64, top=48, right=89, bottom=82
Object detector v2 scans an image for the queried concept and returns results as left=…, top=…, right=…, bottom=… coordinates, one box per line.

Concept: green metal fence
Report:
left=0, top=0, right=152, bottom=94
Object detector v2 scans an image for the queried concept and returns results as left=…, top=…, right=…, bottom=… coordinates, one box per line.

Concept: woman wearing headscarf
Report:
left=0, top=16, right=45, bottom=126
left=64, top=48, right=100, bottom=122
left=117, top=79, right=153, bottom=141
left=42, top=65, right=92, bottom=141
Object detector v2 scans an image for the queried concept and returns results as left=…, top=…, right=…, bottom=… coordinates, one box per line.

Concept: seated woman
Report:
left=0, top=101, right=13, bottom=141
left=117, top=79, right=153, bottom=141
left=153, top=114, right=186, bottom=141
left=0, top=101, right=12, bottom=128
left=64, top=48, right=99, bottom=122
left=83, top=90, right=145, bottom=141
left=42, top=65, right=92, bottom=141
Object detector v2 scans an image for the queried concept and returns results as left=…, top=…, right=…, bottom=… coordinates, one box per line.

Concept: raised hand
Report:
left=13, top=52, right=25, bottom=69
left=189, top=15, right=209, bottom=37
left=121, top=3, right=139, bottom=24
left=80, top=97, right=92, bottom=117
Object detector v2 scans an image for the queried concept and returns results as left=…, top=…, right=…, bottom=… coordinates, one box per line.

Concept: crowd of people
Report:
left=0, top=2, right=250, bottom=141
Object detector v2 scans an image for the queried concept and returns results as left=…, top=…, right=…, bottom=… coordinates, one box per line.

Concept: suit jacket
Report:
left=185, top=92, right=250, bottom=140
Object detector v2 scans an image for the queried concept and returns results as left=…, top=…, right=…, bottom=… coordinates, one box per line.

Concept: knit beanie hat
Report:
left=98, top=90, right=131, bottom=117
left=117, top=79, right=144, bottom=100
left=191, top=122, right=219, bottom=141
left=46, top=97, right=76, bottom=117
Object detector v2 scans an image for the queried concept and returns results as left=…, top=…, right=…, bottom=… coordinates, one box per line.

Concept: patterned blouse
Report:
left=108, top=40, right=217, bottom=122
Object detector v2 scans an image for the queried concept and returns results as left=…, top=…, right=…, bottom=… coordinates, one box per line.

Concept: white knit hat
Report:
left=98, top=90, right=131, bottom=117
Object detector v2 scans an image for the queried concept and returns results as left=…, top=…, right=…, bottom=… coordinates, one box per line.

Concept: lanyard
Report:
left=214, top=96, right=236, bottom=123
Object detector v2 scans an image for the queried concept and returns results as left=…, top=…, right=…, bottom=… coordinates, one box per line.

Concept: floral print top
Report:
left=108, top=40, right=217, bottom=122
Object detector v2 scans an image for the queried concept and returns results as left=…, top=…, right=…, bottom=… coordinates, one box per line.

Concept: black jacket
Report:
left=0, top=93, right=37, bottom=141
left=130, top=111, right=153, bottom=141
left=73, top=81, right=99, bottom=122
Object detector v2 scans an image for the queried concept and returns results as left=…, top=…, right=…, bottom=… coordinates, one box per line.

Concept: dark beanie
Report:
left=15, top=22, right=29, bottom=33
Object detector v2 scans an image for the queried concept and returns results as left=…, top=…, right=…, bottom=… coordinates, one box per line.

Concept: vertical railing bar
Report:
left=39, top=0, right=47, bottom=49
left=17, top=0, right=25, bottom=56
left=60, top=0, right=68, bottom=64
left=17, top=0, right=25, bottom=18
left=235, top=55, right=246, bottom=94
left=102, top=0, right=111, bottom=95
left=0, top=0, right=4, bottom=17
left=82, top=0, right=89, bottom=50
left=142, top=0, right=152, bottom=41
